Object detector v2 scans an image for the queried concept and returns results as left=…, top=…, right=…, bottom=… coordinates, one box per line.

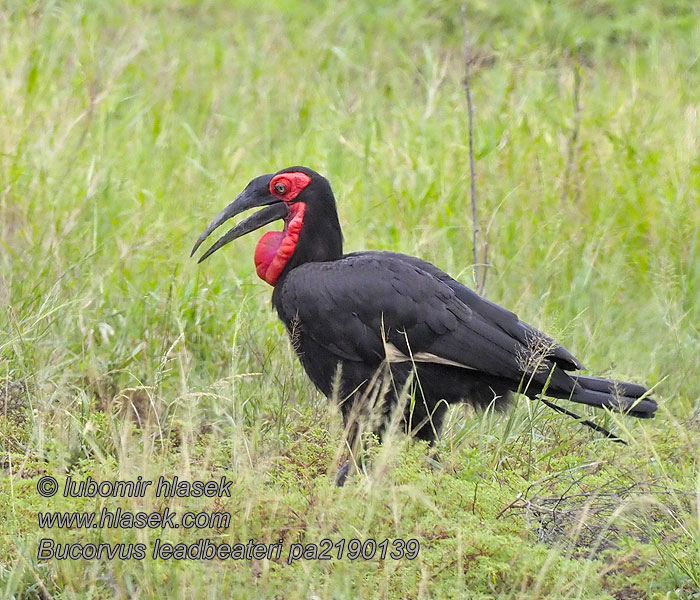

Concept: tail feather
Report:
left=565, top=375, right=657, bottom=419
left=573, top=375, right=649, bottom=399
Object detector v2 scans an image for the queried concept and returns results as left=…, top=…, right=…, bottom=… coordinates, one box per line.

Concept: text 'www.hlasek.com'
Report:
left=35, top=475, right=420, bottom=562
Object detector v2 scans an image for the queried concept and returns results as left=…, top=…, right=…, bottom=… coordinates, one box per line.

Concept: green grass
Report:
left=2, top=0, right=699, bottom=597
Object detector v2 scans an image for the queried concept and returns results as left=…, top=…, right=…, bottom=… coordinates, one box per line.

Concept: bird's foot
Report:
left=335, top=461, right=351, bottom=487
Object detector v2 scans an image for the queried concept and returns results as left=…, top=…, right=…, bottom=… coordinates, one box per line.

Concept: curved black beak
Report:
left=191, top=174, right=289, bottom=263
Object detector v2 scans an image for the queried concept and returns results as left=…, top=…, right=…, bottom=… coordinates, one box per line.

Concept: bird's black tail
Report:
left=562, top=375, right=657, bottom=419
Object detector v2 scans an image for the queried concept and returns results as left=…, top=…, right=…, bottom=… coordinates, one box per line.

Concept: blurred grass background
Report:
left=1, top=0, right=699, bottom=598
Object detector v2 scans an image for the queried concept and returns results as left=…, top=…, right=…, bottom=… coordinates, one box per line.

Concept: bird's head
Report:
left=191, top=166, right=343, bottom=285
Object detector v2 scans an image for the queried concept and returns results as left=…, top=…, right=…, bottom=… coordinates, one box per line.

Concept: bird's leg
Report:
left=335, top=426, right=358, bottom=487
left=335, top=393, right=386, bottom=486
left=334, top=404, right=362, bottom=487
left=407, top=399, right=447, bottom=472
left=334, top=368, right=399, bottom=486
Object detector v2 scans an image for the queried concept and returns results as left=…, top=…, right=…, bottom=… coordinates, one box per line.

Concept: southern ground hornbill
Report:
left=192, top=166, right=657, bottom=483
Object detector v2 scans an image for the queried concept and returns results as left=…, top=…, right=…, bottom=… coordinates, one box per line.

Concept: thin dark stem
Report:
left=462, top=6, right=486, bottom=295
left=562, top=43, right=582, bottom=202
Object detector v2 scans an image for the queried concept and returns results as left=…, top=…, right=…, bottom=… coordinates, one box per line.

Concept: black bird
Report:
left=192, top=166, right=656, bottom=481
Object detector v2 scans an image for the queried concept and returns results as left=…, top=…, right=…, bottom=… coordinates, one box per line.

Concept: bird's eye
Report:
left=274, top=182, right=287, bottom=195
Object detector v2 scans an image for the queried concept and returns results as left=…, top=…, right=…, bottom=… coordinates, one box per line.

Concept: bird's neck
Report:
left=254, top=202, right=343, bottom=286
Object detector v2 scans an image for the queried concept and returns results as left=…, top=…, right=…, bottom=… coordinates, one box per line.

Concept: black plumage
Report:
left=192, top=166, right=657, bottom=480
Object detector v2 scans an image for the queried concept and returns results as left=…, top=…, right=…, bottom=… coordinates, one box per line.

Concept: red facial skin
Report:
left=268, top=172, right=311, bottom=203
left=253, top=172, right=311, bottom=286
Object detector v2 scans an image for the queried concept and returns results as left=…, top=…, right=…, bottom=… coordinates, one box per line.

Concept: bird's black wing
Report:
left=274, top=253, right=572, bottom=388
left=347, top=251, right=584, bottom=372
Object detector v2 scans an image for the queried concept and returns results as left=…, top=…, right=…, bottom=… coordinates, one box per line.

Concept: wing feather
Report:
left=274, top=253, right=573, bottom=392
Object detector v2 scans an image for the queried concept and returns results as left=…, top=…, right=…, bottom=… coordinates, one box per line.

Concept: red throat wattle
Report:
left=254, top=202, right=306, bottom=286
